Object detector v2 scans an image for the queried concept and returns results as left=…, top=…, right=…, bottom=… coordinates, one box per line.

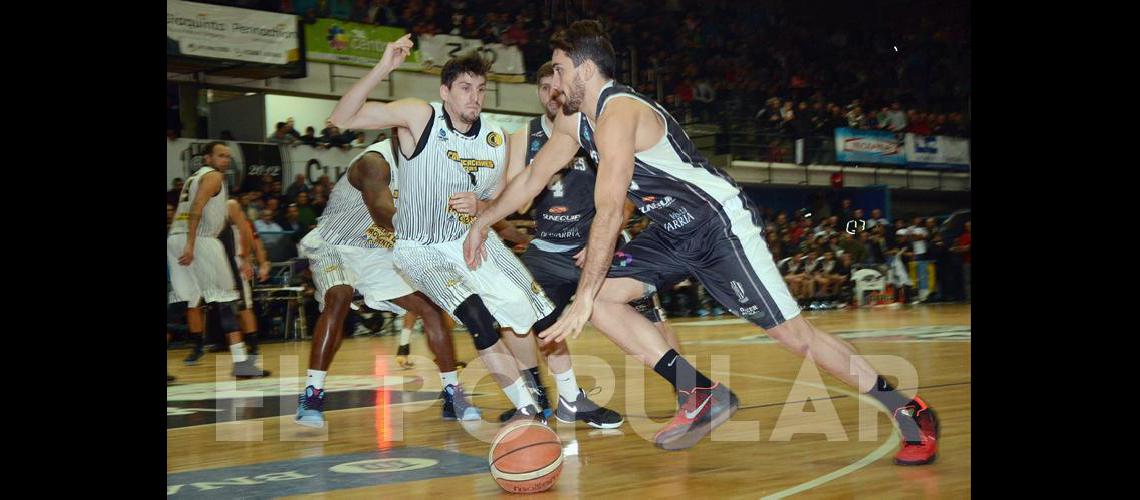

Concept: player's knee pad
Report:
left=213, top=301, right=241, bottom=333
left=453, top=295, right=500, bottom=351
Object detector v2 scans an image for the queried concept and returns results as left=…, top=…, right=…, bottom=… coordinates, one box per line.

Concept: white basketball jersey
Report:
left=395, top=102, right=508, bottom=244
left=169, top=166, right=228, bottom=238
left=316, top=139, right=400, bottom=248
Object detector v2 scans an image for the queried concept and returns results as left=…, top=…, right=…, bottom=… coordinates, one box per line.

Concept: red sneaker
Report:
left=653, top=382, right=739, bottom=451
left=893, top=396, right=940, bottom=465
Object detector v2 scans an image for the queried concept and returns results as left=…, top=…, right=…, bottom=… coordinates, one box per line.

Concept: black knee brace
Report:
left=212, top=301, right=241, bottom=333
left=453, top=295, right=500, bottom=350
left=532, top=282, right=576, bottom=334
left=630, top=294, right=664, bottom=323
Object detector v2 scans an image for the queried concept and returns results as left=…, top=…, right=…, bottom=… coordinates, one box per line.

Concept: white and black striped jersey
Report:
left=315, top=139, right=399, bottom=248
left=394, top=102, right=508, bottom=244
left=575, top=81, right=763, bottom=235
left=169, top=166, right=228, bottom=238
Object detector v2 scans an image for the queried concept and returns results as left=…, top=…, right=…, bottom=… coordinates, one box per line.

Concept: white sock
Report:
left=439, top=370, right=459, bottom=389
left=229, top=342, right=248, bottom=363
left=504, top=376, right=537, bottom=409
left=399, top=328, right=412, bottom=346
left=553, top=368, right=580, bottom=402
left=307, top=369, right=327, bottom=390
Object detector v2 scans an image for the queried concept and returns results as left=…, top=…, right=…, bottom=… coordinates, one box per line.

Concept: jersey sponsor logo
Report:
left=572, top=157, right=588, bottom=171
left=530, top=139, right=542, bottom=153
left=446, top=206, right=476, bottom=225
left=323, top=264, right=340, bottom=273
left=437, top=128, right=448, bottom=141
left=589, top=150, right=600, bottom=164
left=530, top=281, right=543, bottom=295
left=445, top=278, right=462, bottom=287
left=486, top=131, right=503, bottom=148
left=541, top=228, right=581, bottom=239
left=731, top=281, right=749, bottom=304
left=548, top=206, right=568, bottom=214
left=663, top=208, right=696, bottom=231
left=446, top=150, right=496, bottom=173
left=364, top=224, right=395, bottom=248
left=541, top=213, right=582, bottom=222
left=614, top=250, right=633, bottom=267
left=638, top=195, right=675, bottom=214
left=629, top=179, right=639, bottom=190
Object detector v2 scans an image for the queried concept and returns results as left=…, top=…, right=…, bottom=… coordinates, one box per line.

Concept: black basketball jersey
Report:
left=575, top=81, right=763, bottom=236
left=525, top=116, right=596, bottom=248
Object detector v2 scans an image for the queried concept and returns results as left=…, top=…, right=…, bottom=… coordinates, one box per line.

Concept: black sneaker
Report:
left=183, top=346, right=205, bottom=365
left=508, top=404, right=547, bottom=425
left=498, top=385, right=552, bottom=422
left=554, top=388, right=624, bottom=429
left=396, top=344, right=413, bottom=369
left=440, top=384, right=482, bottom=421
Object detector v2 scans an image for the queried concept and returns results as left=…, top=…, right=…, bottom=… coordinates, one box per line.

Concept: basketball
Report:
left=488, top=420, right=564, bottom=493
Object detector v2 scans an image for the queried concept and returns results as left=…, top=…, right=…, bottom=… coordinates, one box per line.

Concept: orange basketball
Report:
left=488, top=420, right=563, bottom=493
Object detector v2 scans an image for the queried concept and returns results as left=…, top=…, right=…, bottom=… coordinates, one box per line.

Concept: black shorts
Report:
left=521, top=244, right=665, bottom=323
left=607, top=200, right=800, bottom=329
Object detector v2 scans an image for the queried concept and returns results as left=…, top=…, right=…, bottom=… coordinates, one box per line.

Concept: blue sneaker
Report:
left=295, top=386, right=326, bottom=428
left=441, top=384, right=481, bottom=421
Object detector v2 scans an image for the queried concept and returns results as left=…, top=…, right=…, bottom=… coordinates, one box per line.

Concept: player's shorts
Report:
left=521, top=241, right=665, bottom=323
left=607, top=196, right=800, bottom=329
left=299, top=230, right=411, bottom=314
left=394, top=232, right=554, bottom=333
left=167, top=233, right=239, bottom=306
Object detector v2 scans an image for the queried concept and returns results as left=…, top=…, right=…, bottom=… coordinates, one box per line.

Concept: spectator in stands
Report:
left=928, top=231, right=951, bottom=302
left=267, top=122, right=297, bottom=145
left=285, top=174, right=310, bottom=203
left=838, top=232, right=866, bottom=263
left=167, top=178, right=184, bottom=206
left=310, top=185, right=328, bottom=216
left=265, top=197, right=281, bottom=218
left=885, top=102, right=908, bottom=132
left=820, top=251, right=849, bottom=307
left=693, top=77, right=716, bottom=122
left=756, top=97, right=782, bottom=130
left=278, top=204, right=302, bottom=233
left=846, top=105, right=865, bottom=128
left=907, top=110, right=932, bottom=135
left=951, top=221, right=971, bottom=301
left=255, top=209, right=284, bottom=233
left=295, top=191, right=318, bottom=231
left=779, top=251, right=811, bottom=305
left=244, top=190, right=265, bottom=222
left=837, top=199, right=854, bottom=224
left=502, top=16, right=530, bottom=46
left=299, top=126, right=318, bottom=147
left=316, top=175, right=333, bottom=193
left=285, top=117, right=302, bottom=141
left=351, top=132, right=367, bottom=148
left=867, top=208, right=889, bottom=229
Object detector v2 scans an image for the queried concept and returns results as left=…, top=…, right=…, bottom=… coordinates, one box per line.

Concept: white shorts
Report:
left=394, top=233, right=554, bottom=333
left=299, top=230, right=412, bottom=314
left=167, top=233, right=239, bottom=305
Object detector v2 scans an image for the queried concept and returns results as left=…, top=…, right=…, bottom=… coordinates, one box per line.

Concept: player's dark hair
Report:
left=536, top=61, right=555, bottom=81
left=441, top=52, right=491, bottom=88
left=203, top=141, right=227, bottom=156
left=550, top=20, right=615, bottom=79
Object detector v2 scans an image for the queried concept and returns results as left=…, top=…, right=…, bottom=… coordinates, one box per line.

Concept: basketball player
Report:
left=295, top=137, right=480, bottom=428
left=217, top=197, right=268, bottom=355
left=168, top=142, right=270, bottom=379
left=327, top=36, right=620, bottom=425
left=464, top=21, right=938, bottom=464
left=451, top=61, right=678, bottom=422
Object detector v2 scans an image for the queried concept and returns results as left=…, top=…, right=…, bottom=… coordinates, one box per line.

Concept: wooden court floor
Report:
left=167, top=304, right=970, bottom=498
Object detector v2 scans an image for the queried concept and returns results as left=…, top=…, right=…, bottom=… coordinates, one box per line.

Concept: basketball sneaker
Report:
left=183, top=346, right=205, bottom=365
left=893, top=396, right=940, bottom=465
left=295, top=386, right=326, bottom=428
left=654, top=382, right=739, bottom=451
left=554, top=389, right=624, bottom=429
left=396, top=344, right=414, bottom=369
left=233, top=356, right=272, bottom=379
left=441, top=384, right=482, bottom=421
left=499, top=384, right=552, bottom=422
left=510, top=404, right=547, bottom=425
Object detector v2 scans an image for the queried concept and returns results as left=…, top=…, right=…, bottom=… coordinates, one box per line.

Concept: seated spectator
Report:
left=265, top=197, right=281, bottom=217
left=779, top=251, right=812, bottom=305
left=295, top=192, right=319, bottom=231
left=254, top=209, right=284, bottom=233
left=285, top=174, right=310, bottom=203
left=299, top=126, right=319, bottom=147
left=167, top=178, right=184, bottom=206
left=267, top=122, right=297, bottom=145
left=278, top=204, right=303, bottom=233
left=350, top=132, right=367, bottom=148
left=310, top=185, right=328, bottom=216
left=866, top=208, right=889, bottom=229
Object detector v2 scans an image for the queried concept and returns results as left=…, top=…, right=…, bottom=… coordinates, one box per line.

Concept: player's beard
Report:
left=561, top=72, right=585, bottom=115
left=460, top=108, right=480, bottom=124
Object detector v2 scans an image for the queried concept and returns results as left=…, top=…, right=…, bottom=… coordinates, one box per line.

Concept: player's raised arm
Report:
left=328, top=33, right=430, bottom=132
